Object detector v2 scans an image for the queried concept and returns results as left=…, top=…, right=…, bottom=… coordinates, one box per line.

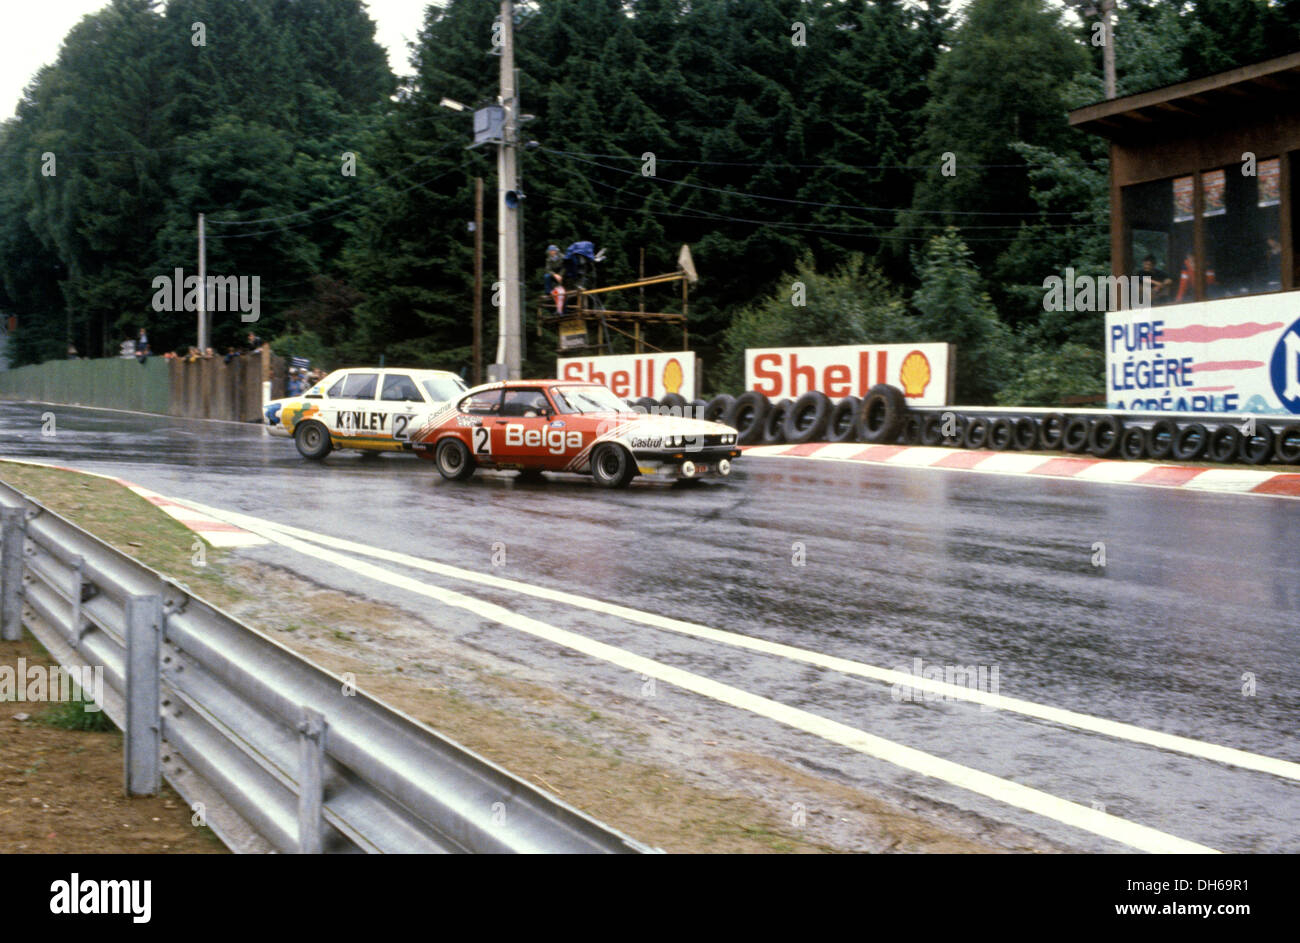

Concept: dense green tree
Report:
left=911, top=229, right=1012, bottom=404
left=717, top=253, right=913, bottom=392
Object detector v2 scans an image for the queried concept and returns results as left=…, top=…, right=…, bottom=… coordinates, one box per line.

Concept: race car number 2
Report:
left=472, top=426, right=491, bottom=455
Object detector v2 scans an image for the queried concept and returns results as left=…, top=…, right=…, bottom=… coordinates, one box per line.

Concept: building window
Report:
left=1123, top=176, right=1190, bottom=305
left=1124, top=162, right=1283, bottom=305
left=1202, top=158, right=1281, bottom=298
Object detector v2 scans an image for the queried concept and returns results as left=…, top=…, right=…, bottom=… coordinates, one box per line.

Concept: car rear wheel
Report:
left=590, top=443, right=636, bottom=488
left=294, top=421, right=332, bottom=460
left=435, top=437, right=475, bottom=480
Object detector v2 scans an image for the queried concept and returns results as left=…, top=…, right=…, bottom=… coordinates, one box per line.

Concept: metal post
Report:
left=197, top=213, right=208, bottom=352
left=124, top=593, right=162, bottom=795
left=0, top=507, right=25, bottom=642
left=496, top=0, right=522, bottom=379
left=682, top=277, right=689, bottom=351
left=474, top=177, right=484, bottom=386
left=1102, top=1, right=1116, bottom=100
left=297, top=707, right=327, bottom=854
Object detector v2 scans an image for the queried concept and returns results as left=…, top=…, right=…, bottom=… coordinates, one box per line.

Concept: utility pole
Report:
left=473, top=177, right=484, bottom=385
left=496, top=0, right=522, bottom=379
left=197, top=213, right=208, bottom=352
left=1101, top=0, right=1116, bottom=100
left=1074, top=1, right=1117, bottom=99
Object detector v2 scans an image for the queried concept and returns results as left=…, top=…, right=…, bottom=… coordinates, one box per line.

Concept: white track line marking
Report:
left=186, top=504, right=1218, bottom=854
left=174, top=497, right=1300, bottom=785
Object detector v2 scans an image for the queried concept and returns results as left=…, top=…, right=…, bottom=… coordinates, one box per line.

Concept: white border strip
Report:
left=177, top=503, right=1218, bottom=854
left=175, top=498, right=1300, bottom=784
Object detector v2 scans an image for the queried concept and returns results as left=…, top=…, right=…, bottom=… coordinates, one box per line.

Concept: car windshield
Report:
left=422, top=375, right=468, bottom=403
left=551, top=385, right=629, bottom=414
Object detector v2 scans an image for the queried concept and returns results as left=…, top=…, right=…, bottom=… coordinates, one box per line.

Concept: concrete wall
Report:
left=0, top=357, right=170, bottom=413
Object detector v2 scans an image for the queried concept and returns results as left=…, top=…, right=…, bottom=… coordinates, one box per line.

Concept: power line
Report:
left=540, top=152, right=1105, bottom=240
left=204, top=142, right=469, bottom=227
left=204, top=165, right=464, bottom=239
left=543, top=148, right=1111, bottom=171
left=540, top=148, right=1097, bottom=218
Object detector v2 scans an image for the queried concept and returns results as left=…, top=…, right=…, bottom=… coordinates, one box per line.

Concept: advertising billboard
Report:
left=744, top=343, right=953, bottom=405
left=557, top=351, right=698, bottom=400
left=1105, top=293, right=1300, bottom=415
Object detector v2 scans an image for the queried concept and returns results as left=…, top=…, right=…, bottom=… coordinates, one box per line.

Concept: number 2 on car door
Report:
left=393, top=415, right=410, bottom=441
left=473, top=426, right=490, bottom=454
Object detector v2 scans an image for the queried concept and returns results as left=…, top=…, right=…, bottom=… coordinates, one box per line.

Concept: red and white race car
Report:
left=411, top=380, right=742, bottom=487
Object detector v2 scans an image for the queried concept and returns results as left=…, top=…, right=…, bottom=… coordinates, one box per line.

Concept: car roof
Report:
left=328, top=367, right=462, bottom=377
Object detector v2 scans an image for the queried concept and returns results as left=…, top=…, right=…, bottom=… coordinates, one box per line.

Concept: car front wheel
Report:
left=294, top=421, right=332, bottom=460
left=590, top=443, right=636, bottom=488
left=435, top=437, right=475, bottom=480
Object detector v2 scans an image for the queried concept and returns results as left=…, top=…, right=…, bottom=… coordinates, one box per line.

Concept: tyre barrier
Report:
left=762, top=398, right=794, bottom=445
left=1147, top=419, right=1178, bottom=460
left=824, top=396, right=860, bottom=443
left=1276, top=424, right=1300, bottom=464
left=704, top=394, right=735, bottom=423
left=1119, top=425, right=1147, bottom=460
left=660, top=392, right=689, bottom=413
left=1173, top=422, right=1209, bottom=461
left=1039, top=413, right=1067, bottom=450
left=901, top=413, right=924, bottom=445
left=1207, top=424, right=1241, bottom=464
left=1012, top=417, right=1039, bottom=451
left=699, top=385, right=1300, bottom=467
left=1239, top=424, right=1274, bottom=465
left=962, top=416, right=990, bottom=449
left=725, top=391, right=771, bottom=444
left=855, top=383, right=907, bottom=443
left=784, top=391, right=832, bottom=444
left=1087, top=415, right=1123, bottom=458
left=987, top=417, right=1015, bottom=451
left=1062, top=416, right=1092, bottom=454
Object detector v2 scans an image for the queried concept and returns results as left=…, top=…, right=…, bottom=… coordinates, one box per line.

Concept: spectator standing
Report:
left=135, top=328, right=150, bottom=364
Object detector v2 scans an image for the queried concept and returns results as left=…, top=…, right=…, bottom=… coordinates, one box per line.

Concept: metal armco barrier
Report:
left=0, top=480, right=651, bottom=854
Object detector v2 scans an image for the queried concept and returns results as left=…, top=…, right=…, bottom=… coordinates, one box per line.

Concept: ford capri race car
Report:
left=411, top=380, right=742, bottom=487
left=264, top=367, right=468, bottom=459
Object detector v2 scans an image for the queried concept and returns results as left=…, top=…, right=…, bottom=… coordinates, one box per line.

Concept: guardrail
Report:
left=0, top=479, right=651, bottom=854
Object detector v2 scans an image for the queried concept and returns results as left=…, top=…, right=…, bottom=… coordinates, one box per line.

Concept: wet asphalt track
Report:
left=2, top=401, right=1297, bottom=852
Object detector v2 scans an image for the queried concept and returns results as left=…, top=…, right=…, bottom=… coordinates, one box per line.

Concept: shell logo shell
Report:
left=662, top=357, right=683, bottom=394
left=899, top=350, right=931, bottom=398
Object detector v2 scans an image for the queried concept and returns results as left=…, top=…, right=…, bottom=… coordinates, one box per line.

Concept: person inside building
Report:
left=1139, top=255, right=1173, bottom=305
left=1174, top=250, right=1217, bottom=303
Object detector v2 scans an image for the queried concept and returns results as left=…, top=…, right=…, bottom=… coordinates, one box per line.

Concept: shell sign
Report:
left=745, top=343, right=953, bottom=405
left=557, top=351, right=698, bottom=400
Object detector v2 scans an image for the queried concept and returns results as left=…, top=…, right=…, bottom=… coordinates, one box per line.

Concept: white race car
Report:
left=264, top=367, right=468, bottom=459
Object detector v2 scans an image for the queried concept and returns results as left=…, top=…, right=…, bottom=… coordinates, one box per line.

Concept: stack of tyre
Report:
left=647, top=387, right=1300, bottom=466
